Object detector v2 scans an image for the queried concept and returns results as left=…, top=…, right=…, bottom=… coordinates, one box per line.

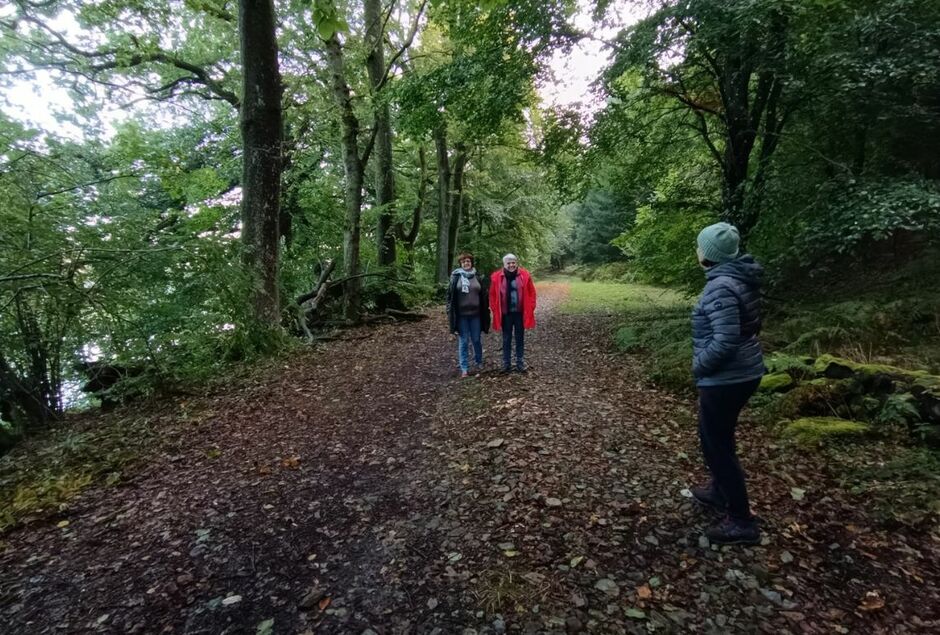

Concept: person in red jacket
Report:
left=489, top=253, right=537, bottom=372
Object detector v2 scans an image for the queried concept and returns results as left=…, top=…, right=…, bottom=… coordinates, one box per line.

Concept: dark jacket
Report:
left=692, top=255, right=765, bottom=386
left=447, top=270, right=491, bottom=334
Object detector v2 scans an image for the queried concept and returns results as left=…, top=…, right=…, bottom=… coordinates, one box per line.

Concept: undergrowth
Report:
left=0, top=413, right=159, bottom=534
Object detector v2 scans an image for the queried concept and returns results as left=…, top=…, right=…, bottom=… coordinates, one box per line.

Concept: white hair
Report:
left=502, top=253, right=518, bottom=265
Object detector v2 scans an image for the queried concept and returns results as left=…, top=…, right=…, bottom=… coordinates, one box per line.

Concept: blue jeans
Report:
left=501, top=312, right=525, bottom=370
left=457, top=315, right=483, bottom=372
left=697, top=379, right=761, bottom=520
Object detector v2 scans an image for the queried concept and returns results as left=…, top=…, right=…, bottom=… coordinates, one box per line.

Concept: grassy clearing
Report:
left=556, top=275, right=687, bottom=315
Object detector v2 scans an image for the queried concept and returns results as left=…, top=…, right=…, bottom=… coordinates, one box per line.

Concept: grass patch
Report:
left=557, top=276, right=687, bottom=315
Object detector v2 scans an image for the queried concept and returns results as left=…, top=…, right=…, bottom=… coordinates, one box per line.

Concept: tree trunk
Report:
left=434, top=125, right=451, bottom=284
left=365, top=0, right=397, bottom=270
left=396, top=146, right=426, bottom=271
left=447, top=143, right=468, bottom=268
left=238, top=0, right=282, bottom=325
left=324, top=34, right=364, bottom=321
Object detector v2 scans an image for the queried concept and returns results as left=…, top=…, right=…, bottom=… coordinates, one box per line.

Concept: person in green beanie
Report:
left=689, top=222, right=766, bottom=545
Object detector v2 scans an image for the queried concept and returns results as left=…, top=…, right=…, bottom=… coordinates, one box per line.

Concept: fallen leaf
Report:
left=790, top=487, right=806, bottom=501
left=624, top=607, right=646, bottom=619
left=858, top=591, right=884, bottom=612
left=318, top=597, right=331, bottom=611
left=56, top=520, right=69, bottom=529
left=636, top=584, right=652, bottom=600
left=281, top=456, right=300, bottom=469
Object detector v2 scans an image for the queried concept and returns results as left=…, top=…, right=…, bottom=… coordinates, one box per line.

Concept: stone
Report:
left=594, top=579, right=619, bottom=597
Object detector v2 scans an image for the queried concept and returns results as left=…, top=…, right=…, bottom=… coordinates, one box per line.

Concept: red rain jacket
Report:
left=489, top=267, right=537, bottom=332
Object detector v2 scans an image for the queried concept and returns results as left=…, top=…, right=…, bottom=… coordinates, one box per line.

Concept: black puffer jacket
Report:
left=692, top=255, right=765, bottom=386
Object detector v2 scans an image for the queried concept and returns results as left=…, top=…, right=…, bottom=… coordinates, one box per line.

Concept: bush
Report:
left=612, top=204, right=714, bottom=292
left=790, top=177, right=940, bottom=266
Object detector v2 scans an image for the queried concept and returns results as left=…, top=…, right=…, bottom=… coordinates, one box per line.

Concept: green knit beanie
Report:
left=696, top=222, right=740, bottom=264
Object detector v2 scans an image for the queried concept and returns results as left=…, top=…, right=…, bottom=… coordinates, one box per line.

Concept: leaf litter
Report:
left=0, top=282, right=937, bottom=633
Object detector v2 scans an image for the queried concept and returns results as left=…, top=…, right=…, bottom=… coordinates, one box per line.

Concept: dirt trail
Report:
left=1, top=281, right=938, bottom=634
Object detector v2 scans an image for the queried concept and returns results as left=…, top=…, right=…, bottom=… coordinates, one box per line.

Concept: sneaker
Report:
left=501, top=365, right=512, bottom=374
left=705, top=516, right=760, bottom=545
left=690, top=483, right=727, bottom=513
left=460, top=370, right=469, bottom=378
left=516, top=362, right=527, bottom=373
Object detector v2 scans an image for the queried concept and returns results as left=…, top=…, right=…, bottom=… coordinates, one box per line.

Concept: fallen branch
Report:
left=296, top=260, right=338, bottom=342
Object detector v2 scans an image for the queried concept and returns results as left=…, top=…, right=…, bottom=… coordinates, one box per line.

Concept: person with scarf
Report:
left=488, top=253, right=537, bottom=373
left=690, top=222, right=766, bottom=545
left=447, top=252, right=491, bottom=378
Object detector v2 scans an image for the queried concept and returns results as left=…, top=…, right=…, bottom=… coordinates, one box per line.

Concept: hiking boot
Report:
left=516, top=363, right=528, bottom=373
left=690, top=483, right=727, bottom=512
left=705, top=516, right=760, bottom=545
left=501, top=365, right=512, bottom=374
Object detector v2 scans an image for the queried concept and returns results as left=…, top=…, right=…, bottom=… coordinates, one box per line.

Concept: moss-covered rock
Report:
left=783, top=417, right=871, bottom=445
left=759, top=372, right=795, bottom=393
left=812, top=354, right=928, bottom=382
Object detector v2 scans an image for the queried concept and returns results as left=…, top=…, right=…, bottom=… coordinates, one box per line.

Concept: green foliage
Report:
left=788, top=178, right=940, bottom=266
left=875, top=393, right=921, bottom=427
left=577, top=262, right=632, bottom=283
left=311, top=1, right=350, bottom=40
left=614, top=306, right=695, bottom=394
left=767, top=296, right=940, bottom=371
left=763, top=353, right=816, bottom=380
left=613, top=203, right=714, bottom=292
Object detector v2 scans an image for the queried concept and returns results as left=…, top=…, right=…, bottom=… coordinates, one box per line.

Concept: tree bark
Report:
left=447, top=143, right=468, bottom=268
left=365, top=0, right=397, bottom=270
left=324, top=34, right=364, bottom=321
left=238, top=0, right=282, bottom=325
left=434, top=125, right=451, bottom=284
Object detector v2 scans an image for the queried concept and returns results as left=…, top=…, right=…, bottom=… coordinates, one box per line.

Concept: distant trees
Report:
left=569, top=0, right=940, bottom=284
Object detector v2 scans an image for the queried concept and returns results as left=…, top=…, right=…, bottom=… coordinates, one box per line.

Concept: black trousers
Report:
left=501, top=312, right=525, bottom=369
left=697, top=378, right=761, bottom=520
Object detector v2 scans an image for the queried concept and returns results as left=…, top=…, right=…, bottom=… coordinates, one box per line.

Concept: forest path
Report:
left=1, top=281, right=938, bottom=634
